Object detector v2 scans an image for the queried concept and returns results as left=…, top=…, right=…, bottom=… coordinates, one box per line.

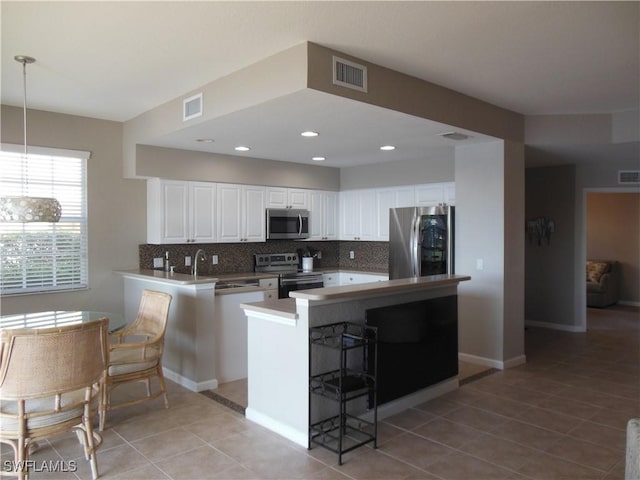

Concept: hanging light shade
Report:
left=0, top=196, right=62, bottom=222
left=0, top=55, right=62, bottom=223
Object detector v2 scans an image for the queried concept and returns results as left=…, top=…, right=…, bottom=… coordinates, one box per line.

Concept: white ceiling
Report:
left=1, top=1, right=638, bottom=168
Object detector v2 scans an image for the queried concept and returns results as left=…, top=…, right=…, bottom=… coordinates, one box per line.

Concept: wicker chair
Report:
left=0, top=318, right=108, bottom=480
left=99, top=289, right=172, bottom=430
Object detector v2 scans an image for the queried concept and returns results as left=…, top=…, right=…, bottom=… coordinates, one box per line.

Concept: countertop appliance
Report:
left=389, top=205, right=454, bottom=280
left=266, top=209, right=310, bottom=240
left=254, top=253, right=323, bottom=298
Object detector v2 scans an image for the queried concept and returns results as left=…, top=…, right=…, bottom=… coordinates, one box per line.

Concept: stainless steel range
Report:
left=254, top=253, right=324, bottom=298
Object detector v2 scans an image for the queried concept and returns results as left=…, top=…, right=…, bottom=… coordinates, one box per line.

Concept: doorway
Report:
left=584, top=190, right=640, bottom=330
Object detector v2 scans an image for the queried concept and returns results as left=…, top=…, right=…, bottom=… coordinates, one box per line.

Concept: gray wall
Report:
left=587, top=192, right=640, bottom=304
left=0, top=105, right=145, bottom=316
left=136, top=145, right=340, bottom=190
left=340, top=147, right=455, bottom=190
left=525, top=165, right=576, bottom=328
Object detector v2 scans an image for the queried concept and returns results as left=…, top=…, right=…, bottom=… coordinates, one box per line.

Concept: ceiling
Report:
left=1, top=1, right=638, bottom=168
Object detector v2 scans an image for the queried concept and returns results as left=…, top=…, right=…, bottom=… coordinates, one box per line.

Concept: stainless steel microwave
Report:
left=266, top=209, right=310, bottom=240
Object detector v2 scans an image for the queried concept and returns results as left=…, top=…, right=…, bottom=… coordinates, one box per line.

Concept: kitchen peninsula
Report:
left=240, top=274, right=471, bottom=447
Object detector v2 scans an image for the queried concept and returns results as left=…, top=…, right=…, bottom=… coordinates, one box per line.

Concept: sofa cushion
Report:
left=587, top=261, right=609, bottom=283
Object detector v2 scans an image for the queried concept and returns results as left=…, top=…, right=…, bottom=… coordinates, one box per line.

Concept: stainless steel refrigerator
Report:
left=389, top=205, right=454, bottom=279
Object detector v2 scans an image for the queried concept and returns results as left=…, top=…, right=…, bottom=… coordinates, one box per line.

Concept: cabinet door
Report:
left=161, top=181, right=190, bottom=243
left=217, top=184, right=242, bottom=242
left=266, top=187, right=288, bottom=209
left=323, top=191, right=339, bottom=240
left=190, top=182, right=216, bottom=243
left=443, top=182, right=456, bottom=206
left=322, top=273, right=339, bottom=287
left=358, top=189, right=377, bottom=241
left=415, top=184, right=445, bottom=206
left=376, top=186, right=414, bottom=241
left=287, top=188, right=309, bottom=209
left=243, top=186, right=266, bottom=242
left=339, top=191, right=360, bottom=240
left=308, top=191, right=324, bottom=240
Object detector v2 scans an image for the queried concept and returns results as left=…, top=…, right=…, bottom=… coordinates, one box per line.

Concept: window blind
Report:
left=0, top=147, right=89, bottom=294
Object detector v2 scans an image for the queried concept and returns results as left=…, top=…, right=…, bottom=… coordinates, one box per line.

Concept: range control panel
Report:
left=254, top=253, right=299, bottom=270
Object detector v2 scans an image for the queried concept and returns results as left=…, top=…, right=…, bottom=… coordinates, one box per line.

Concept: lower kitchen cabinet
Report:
left=214, top=289, right=264, bottom=383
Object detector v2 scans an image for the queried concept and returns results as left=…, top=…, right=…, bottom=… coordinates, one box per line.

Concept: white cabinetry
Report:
left=339, top=189, right=377, bottom=241
left=266, top=187, right=309, bottom=209
left=217, top=184, right=266, bottom=243
left=375, top=186, right=415, bottom=241
left=308, top=190, right=339, bottom=241
left=415, top=182, right=455, bottom=207
left=322, top=272, right=388, bottom=286
left=147, top=179, right=216, bottom=244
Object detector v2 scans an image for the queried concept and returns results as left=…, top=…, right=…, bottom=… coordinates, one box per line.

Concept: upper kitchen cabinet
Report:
left=376, top=186, right=415, bottom=241
left=415, top=182, right=455, bottom=207
left=147, top=179, right=216, bottom=244
left=308, top=190, right=339, bottom=241
left=217, top=184, right=266, bottom=243
left=339, top=189, right=377, bottom=241
left=266, top=187, right=309, bottom=210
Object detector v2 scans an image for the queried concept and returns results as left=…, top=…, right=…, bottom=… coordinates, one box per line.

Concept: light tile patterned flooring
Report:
left=2, top=307, right=638, bottom=479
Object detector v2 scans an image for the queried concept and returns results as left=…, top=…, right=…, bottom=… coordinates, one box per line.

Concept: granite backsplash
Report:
left=139, top=240, right=389, bottom=276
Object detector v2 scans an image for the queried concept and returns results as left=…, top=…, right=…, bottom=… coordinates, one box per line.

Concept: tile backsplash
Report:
left=139, top=240, right=388, bottom=276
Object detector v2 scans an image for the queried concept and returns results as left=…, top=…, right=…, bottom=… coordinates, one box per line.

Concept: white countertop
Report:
left=290, top=274, right=471, bottom=301
left=115, top=268, right=278, bottom=286
left=241, top=274, right=471, bottom=318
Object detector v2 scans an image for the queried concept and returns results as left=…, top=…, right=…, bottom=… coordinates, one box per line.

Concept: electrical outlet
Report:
left=153, top=257, right=164, bottom=268
left=317, top=251, right=322, bottom=260
left=185, top=256, right=191, bottom=267
left=476, top=258, right=484, bottom=270
left=211, top=255, right=218, bottom=265
left=349, top=251, right=355, bottom=260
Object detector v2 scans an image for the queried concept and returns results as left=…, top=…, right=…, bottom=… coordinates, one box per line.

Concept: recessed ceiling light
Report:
left=380, top=145, right=396, bottom=151
left=196, top=138, right=214, bottom=143
left=311, top=156, right=326, bottom=161
left=301, top=131, right=319, bottom=137
left=234, top=146, right=251, bottom=151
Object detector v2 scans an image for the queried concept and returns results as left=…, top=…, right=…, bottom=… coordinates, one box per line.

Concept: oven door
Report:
left=279, top=276, right=324, bottom=298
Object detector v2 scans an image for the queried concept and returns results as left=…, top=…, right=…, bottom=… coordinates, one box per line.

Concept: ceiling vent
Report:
left=183, top=92, right=203, bottom=121
left=333, top=56, right=367, bottom=92
left=439, top=131, right=470, bottom=141
left=618, top=170, right=640, bottom=184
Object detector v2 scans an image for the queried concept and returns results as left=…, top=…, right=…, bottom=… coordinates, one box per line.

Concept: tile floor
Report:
left=2, top=307, right=638, bottom=479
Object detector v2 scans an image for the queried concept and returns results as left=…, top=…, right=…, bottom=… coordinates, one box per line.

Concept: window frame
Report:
left=0, top=143, right=90, bottom=296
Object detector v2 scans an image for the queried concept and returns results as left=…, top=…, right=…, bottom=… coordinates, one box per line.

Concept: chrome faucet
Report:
left=192, top=249, right=207, bottom=277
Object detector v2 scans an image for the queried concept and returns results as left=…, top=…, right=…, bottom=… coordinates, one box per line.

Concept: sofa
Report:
left=586, top=260, right=620, bottom=308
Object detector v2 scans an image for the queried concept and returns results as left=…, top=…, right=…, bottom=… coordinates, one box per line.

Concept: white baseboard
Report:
left=525, top=320, right=585, bottom=333
left=245, top=407, right=308, bottom=448
left=619, top=300, right=640, bottom=308
left=458, top=352, right=526, bottom=370
left=162, top=367, right=218, bottom=392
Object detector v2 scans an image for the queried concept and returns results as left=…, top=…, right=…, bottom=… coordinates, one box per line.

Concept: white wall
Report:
left=0, top=106, right=145, bottom=317
left=455, top=141, right=525, bottom=368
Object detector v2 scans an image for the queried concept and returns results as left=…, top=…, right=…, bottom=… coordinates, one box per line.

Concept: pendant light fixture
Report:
left=0, top=55, right=61, bottom=223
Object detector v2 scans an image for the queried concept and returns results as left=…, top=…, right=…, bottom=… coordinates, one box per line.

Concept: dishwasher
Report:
left=213, top=278, right=276, bottom=384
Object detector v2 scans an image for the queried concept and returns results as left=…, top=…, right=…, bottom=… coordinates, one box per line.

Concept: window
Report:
left=0, top=144, right=89, bottom=295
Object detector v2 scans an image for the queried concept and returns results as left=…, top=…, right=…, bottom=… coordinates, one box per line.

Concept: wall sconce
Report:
left=527, top=217, right=555, bottom=246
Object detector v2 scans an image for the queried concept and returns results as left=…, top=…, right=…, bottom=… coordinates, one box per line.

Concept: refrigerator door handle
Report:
left=411, top=215, right=421, bottom=277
